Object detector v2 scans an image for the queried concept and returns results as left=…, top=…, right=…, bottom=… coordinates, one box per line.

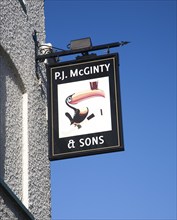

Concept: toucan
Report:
left=65, top=89, right=105, bottom=129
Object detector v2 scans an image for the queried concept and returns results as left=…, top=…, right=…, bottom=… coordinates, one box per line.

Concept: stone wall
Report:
left=0, top=179, right=34, bottom=220
left=0, top=0, right=51, bottom=219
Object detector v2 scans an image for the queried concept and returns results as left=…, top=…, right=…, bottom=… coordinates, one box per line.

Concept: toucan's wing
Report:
left=73, top=108, right=88, bottom=123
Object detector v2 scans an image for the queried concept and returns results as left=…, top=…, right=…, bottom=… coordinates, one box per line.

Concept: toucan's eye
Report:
left=67, top=96, right=72, bottom=102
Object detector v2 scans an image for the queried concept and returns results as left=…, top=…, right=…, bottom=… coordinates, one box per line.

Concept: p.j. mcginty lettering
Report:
left=55, top=63, right=111, bottom=81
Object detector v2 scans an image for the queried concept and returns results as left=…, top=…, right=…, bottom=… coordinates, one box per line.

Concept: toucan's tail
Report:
left=65, top=112, right=73, bottom=124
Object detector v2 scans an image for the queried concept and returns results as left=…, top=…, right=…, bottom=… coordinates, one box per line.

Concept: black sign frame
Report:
left=47, top=53, right=124, bottom=160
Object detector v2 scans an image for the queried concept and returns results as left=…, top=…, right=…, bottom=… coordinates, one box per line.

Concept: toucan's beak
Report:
left=70, top=89, right=105, bottom=104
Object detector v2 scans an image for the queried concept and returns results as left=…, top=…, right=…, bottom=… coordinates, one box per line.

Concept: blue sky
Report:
left=44, top=1, right=176, bottom=219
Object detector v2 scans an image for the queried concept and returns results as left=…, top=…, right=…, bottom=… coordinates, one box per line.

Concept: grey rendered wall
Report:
left=0, top=48, right=24, bottom=201
left=0, top=188, right=32, bottom=220
left=0, top=179, right=34, bottom=220
left=0, top=0, right=51, bottom=219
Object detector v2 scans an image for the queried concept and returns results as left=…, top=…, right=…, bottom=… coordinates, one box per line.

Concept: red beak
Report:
left=70, top=89, right=105, bottom=104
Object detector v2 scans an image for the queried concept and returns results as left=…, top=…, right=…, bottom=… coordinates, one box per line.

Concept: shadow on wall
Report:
left=0, top=45, right=25, bottom=183
left=0, top=48, right=6, bottom=179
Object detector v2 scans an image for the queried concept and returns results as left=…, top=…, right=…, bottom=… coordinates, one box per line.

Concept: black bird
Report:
left=65, top=87, right=105, bottom=129
left=65, top=94, right=89, bottom=129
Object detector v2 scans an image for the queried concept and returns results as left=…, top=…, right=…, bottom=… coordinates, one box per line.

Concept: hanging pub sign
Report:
left=47, top=53, right=124, bottom=160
